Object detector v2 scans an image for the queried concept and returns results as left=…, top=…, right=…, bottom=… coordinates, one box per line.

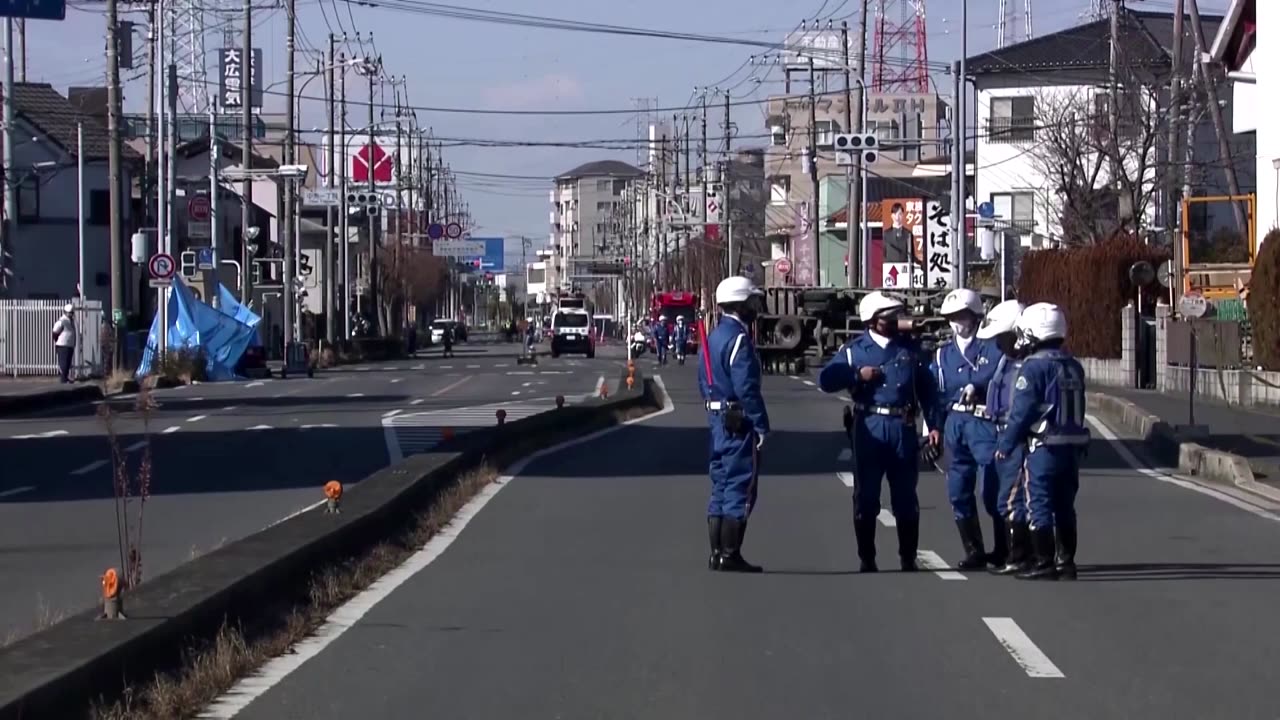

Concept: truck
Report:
left=649, top=290, right=699, bottom=353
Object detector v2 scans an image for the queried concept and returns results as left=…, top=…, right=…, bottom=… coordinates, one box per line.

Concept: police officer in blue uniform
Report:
left=995, top=303, right=1089, bottom=581
left=975, top=299, right=1030, bottom=575
left=819, top=291, right=941, bottom=572
left=673, top=315, right=690, bottom=364
left=700, top=276, right=770, bottom=573
left=933, top=288, right=1006, bottom=570
left=653, top=315, right=670, bottom=365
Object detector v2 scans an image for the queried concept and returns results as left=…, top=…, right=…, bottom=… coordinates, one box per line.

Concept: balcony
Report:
left=985, top=117, right=1036, bottom=144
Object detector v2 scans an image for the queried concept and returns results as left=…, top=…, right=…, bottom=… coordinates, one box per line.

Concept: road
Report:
left=0, top=340, right=621, bottom=640
left=206, top=362, right=1280, bottom=720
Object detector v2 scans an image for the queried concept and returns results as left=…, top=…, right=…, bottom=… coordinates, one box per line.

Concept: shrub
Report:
left=152, top=348, right=208, bottom=384
left=1251, top=229, right=1280, bottom=370
left=1017, top=235, right=1168, bottom=359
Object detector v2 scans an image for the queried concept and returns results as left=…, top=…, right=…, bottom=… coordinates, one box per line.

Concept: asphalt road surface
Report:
left=205, top=361, right=1280, bottom=720
left=0, top=341, right=621, bottom=640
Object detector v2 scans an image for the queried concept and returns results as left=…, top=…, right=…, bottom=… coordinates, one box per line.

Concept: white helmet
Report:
left=659, top=314, right=668, bottom=322
left=1015, top=302, right=1067, bottom=345
left=940, top=288, right=983, bottom=318
left=64, top=303, right=74, bottom=313
left=715, top=275, right=763, bottom=304
left=858, top=291, right=905, bottom=323
left=676, top=315, right=685, bottom=323
left=976, top=299, right=1026, bottom=339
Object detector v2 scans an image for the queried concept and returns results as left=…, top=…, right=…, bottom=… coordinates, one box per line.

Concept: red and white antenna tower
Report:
left=872, top=0, right=930, bottom=94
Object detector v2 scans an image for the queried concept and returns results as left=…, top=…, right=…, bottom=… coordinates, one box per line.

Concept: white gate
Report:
left=0, top=299, right=104, bottom=379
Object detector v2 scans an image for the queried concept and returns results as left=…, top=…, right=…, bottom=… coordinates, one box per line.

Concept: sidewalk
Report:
left=1100, top=385, right=1280, bottom=486
left=0, top=378, right=102, bottom=415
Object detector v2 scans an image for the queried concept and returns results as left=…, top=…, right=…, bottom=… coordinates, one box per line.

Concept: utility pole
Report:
left=240, top=0, right=253, bottom=305
left=659, top=133, right=667, bottom=288
left=210, top=98, right=220, bottom=309
left=325, top=33, right=337, bottom=342
left=723, top=89, right=733, bottom=276
left=367, top=58, right=381, bottom=334
left=16, top=19, right=23, bottom=82
left=699, top=91, right=707, bottom=226
left=339, top=51, right=350, bottom=339
left=145, top=0, right=156, bottom=228
left=953, top=0, right=969, bottom=288
left=1187, top=0, right=1246, bottom=230
left=842, top=18, right=858, bottom=288
left=105, top=0, right=125, bottom=361
left=808, top=58, right=821, bottom=285
left=1165, top=0, right=1186, bottom=259
left=1108, top=0, right=1121, bottom=184
left=283, top=0, right=296, bottom=348
left=2, top=20, right=14, bottom=296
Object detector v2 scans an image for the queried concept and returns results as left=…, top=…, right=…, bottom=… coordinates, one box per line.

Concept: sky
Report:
left=20, top=0, right=1230, bottom=253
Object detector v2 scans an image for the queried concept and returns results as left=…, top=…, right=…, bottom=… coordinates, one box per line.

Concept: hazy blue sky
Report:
left=22, top=0, right=1227, bottom=246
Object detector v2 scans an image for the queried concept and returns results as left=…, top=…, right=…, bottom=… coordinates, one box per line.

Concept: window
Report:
left=17, top=176, right=39, bottom=221
left=771, top=125, right=787, bottom=146
left=988, top=96, right=1035, bottom=143
left=89, top=190, right=110, bottom=226
left=866, top=119, right=900, bottom=142
left=596, top=179, right=611, bottom=192
left=527, top=267, right=545, bottom=284
left=769, top=175, right=790, bottom=205
left=1092, top=92, right=1142, bottom=140
left=612, top=179, right=628, bottom=194
left=553, top=312, right=589, bottom=329
left=596, top=201, right=615, bottom=213
left=815, top=119, right=840, bottom=148
left=991, top=192, right=1035, bottom=232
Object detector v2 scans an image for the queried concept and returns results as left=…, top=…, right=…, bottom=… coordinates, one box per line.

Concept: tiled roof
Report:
left=556, top=159, right=642, bottom=180
left=11, top=83, right=140, bottom=161
left=966, top=10, right=1221, bottom=77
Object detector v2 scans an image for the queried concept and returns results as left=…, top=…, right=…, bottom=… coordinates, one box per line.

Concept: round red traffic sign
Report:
left=775, top=257, right=792, bottom=275
left=445, top=222, right=463, bottom=239
left=188, top=195, right=211, bottom=222
left=148, top=252, right=176, bottom=280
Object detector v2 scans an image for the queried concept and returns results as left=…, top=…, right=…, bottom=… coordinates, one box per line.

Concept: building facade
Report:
left=550, top=160, right=643, bottom=295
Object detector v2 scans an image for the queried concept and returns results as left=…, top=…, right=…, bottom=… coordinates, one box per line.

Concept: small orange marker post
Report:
left=627, top=361, right=636, bottom=373
left=626, top=375, right=635, bottom=390
left=324, top=481, right=343, bottom=514
left=101, top=568, right=124, bottom=620
left=555, top=395, right=565, bottom=409
left=599, top=384, right=609, bottom=399
left=496, top=408, right=507, bottom=426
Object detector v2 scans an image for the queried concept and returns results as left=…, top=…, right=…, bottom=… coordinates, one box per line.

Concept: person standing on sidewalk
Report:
left=51, top=304, right=77, bottom=383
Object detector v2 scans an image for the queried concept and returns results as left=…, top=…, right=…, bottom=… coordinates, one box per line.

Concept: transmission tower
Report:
left=871, top=0, right=930, bottom=94
left=997, top=0, right=1035, bottom=48
left=171, top=0, right=211, bottom=112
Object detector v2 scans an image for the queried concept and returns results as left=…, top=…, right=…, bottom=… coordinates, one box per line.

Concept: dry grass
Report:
left=88, top=466, right=500, bottom=720
left=1, top=596, right=72, bottom=649
left=100, top=369, right=135, bottom=395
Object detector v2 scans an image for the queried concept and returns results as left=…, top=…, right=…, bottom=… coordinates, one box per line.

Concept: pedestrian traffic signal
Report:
left=180, top=251, right=198, bottom=279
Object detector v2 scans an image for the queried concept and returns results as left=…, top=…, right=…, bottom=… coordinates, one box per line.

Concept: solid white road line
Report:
left=430, top=375, right=471, bottom=397
left=12, top=430, right=69, bottom=439
left=983, top=617, right=1065, bottom=678
left=0, top=486, right=34, bottom=499
left=188, top=415, right=208, bottom=423
left=917, top=550, right=967, bottom=580
left=198, top=376, right=676, bottom=719
left=345, top=393, right=365, bottom=398
left=410, top=399, right=424, bottom=405
left=247, top=425, right=272, bottom=431
left=162, top=426, right=181, bottom=434
left=124, top=440, right=148, bottom=453
left=70, top=459, right=108, bottom=476
left=1087, top=414, right=1280, bottom=522
left=382, top=409, right=401, bottom=418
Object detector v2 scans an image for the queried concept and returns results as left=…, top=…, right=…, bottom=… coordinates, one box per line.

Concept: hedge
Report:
left=1017, top=236, right=1168, bottom=359
left=1252, top=229, right=1280, bottom=370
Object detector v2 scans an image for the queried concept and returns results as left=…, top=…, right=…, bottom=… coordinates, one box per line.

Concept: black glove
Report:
left=919, top=441, right=941, bottom=467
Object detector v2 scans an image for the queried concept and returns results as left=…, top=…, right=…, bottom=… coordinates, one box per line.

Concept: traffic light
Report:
left=180, top=251, right=197, bottom=279
left=834, top=133, right=878, bottom=165
left=346, top=191, right=382, bottom=216
left=252, top=259, right=264, bottom=285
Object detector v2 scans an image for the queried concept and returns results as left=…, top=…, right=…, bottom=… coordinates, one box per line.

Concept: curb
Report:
left=1087, top=391, right=1280, bottom=503
left=0, top=384, right=103, bottom=416
left=0, top=373, right=660, bottom=719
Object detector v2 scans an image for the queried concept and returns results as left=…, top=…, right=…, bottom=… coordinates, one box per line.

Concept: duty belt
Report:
left=706, top=400, right=740, bottom=412
left=950, top=402, right=991, bottom=419
left=852, top=403, right=911, bottom=417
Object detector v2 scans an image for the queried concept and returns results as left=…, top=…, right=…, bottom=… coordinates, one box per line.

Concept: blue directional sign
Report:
left=197, top=247, right=214, bottom=270
left=461, top=237, right=505, bottom=273
left=0, top=0, right=66, bottom=20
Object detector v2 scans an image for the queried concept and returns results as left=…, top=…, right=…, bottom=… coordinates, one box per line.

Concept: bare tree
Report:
left=379, top=243, right=447, bottom=331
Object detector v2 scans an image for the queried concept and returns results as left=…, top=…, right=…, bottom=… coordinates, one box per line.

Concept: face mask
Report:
left=950, top=319, right=976, bottom=339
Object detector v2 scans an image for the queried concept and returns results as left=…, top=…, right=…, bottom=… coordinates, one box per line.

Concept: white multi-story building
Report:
left=550, top=160, right=643, bottom=293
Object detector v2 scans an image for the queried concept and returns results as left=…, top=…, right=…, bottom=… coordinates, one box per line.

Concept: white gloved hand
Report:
left=961, top=383, right=976, bottom=402
left=755, top=432, right=767, bottom=450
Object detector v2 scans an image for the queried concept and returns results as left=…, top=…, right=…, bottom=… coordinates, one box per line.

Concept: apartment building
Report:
left=549, top=160, right=643, bottom=293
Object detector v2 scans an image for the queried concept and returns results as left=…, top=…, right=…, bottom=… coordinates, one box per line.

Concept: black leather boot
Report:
left=1016, top=527, right=1059, bottom=580
left=1056, top=518, right=1078, bottom=581
left=897, top=515, right=920, bottom=572
left=718, top=517, right=762, bottom=573
left=955, top=516, right=987, bottom=570
left=707, top=516, right=723, bottom=570
left=853, top=509, right=878, bottom=573
left=987, top=515, right=1008, bottom=568
left=991, top=521, right=1030, bottom=575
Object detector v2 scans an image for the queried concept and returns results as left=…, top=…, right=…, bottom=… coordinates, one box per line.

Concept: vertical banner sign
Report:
left=925, top=200, right=955, bottom=289
left=793, top=202, right=815, bottom=285
left=879, top=198, right=925, bottom=288
left=219, top=48, right=264, bottom=111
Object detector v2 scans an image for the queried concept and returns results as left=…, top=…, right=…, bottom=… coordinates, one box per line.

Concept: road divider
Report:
left=0, top=370, right=664, bottom=720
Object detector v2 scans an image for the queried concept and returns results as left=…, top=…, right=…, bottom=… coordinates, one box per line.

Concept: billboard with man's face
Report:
left=879, top=198, right=925, bottom=288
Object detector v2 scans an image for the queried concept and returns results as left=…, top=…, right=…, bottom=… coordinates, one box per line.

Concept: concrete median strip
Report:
left=1087, top=392, right=1280, bottom=502
left=0, top=370, right=664, bottom=720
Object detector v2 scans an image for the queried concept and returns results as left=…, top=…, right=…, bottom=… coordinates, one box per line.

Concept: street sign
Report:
left=188, top=194, right=211, bottom=221
left=381, top=192, right=398, bottom=209
left=302, top=188, right=340, bottom=207
left=433, top=240, right=484, bottom=257
left=1157, top=259, right=1174, bottom=287
left=188, top=221, right=210, bottom=240
left=445, top=222, right=463, bottom=239
left=148, top=252, right=176, bottom=280
left=197, top=248, right=215, bottom=270
left=0, top=0, right=66, bottom=21
left=352, top=141, right=393, bottom=185
left=1178, top=292, right=1211, bottom=319
left=148, top=277, right=171, bottom=289
left=427, top=223, right=444, bottom=240
left=774, top=257, right=792, bottom=275
left=977, top=201, right=995, bottom=219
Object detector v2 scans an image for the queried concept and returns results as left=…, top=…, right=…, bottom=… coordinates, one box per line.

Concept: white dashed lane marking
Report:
left=983, top=618, right=1065, bottom=678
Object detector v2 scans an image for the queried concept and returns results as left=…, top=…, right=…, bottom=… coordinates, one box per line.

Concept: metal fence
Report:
left=0, top=299, right=104, bottom=379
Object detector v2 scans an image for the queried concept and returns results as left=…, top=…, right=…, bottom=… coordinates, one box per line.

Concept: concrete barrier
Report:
left=0, top=374, right=661, bottom=719
left=1088, top=391, right=1264, bottom=494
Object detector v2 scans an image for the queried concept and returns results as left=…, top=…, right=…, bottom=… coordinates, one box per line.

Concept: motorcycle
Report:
left=629, top=331, right=648, bottom=357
